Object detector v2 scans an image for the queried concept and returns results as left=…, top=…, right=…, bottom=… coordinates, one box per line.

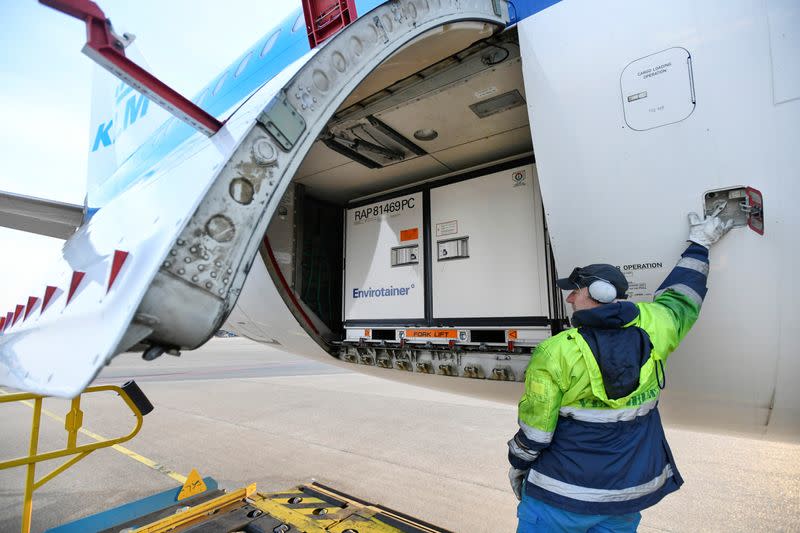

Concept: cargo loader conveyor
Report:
left=48, top=479, right=454, bottom=533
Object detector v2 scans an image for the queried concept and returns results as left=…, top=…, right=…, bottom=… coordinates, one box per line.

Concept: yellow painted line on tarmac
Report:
left=0, top=388, right=187, bottom=484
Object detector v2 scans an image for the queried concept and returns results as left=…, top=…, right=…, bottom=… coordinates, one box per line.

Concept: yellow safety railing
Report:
left=0, top=385, right=145, bottom=533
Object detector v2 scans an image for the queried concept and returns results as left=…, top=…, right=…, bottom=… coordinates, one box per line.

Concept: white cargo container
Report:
left=429, top=164, right=548, bottom=323
left=344, top=192, right=424, bottom=322
left=343, top=163, right=550, bottom=336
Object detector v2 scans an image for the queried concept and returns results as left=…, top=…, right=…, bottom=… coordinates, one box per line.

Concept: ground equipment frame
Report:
left=0, top=381, right=151, bottom=533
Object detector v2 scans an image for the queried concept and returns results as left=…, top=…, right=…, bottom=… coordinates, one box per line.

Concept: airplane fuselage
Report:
left=1, top=0, right=797, bottom=441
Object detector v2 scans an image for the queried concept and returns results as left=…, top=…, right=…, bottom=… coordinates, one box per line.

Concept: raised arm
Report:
left=642, top=205, right=733, bottom=356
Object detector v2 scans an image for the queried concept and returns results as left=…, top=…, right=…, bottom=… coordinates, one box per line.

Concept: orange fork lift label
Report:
left=405, top=329, right=458, bottom=339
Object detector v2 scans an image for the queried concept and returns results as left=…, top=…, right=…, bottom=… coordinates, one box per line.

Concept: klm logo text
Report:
left=92, top=88, right=150, bottom=152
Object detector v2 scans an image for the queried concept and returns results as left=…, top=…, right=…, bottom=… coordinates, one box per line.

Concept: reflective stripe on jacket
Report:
left=508, top=243, right=709, bottom=515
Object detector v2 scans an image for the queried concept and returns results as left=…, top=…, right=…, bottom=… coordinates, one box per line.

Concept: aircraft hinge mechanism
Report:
left=302, top=0, right=357, bottom=49
left=39, top=0, right=223, bottom=137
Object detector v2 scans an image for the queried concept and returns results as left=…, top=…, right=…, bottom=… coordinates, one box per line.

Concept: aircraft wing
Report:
left=0, top=191, right=83, bottom=240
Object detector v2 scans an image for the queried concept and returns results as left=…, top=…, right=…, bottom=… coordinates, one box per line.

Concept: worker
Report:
left=508, top=206, right=734, bottom=532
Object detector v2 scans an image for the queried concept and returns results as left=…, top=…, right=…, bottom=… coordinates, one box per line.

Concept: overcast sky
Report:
left=0, top=1, right=298, bottom=311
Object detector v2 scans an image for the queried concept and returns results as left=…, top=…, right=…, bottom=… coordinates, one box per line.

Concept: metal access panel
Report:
left=430, top=164, right=548, bottom=320
left=344, top=192, right=424, bottom=321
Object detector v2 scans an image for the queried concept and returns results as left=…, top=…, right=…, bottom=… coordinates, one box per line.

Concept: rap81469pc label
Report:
left=353, top=197, right=416, bottom=223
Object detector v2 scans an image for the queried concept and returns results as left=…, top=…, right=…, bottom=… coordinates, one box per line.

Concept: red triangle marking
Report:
left=66, top=272, right=86, bottom=305
left=24, top=297, right=39, bottom=321
left=41, top=286, right=58, bottom=314
left=107, top=250, right=129, bottom=293
left=0, top=316, right=5, bottom=332
left=12, top=304, right=24, bottom=325
left=4, top=312, right=12, bottom=331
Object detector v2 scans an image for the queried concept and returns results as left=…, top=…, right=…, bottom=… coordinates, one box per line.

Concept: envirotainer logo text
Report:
left=352, top=284, right=414, bottom=298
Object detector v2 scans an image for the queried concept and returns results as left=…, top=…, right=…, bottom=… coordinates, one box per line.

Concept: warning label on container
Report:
left=511, top=169, right=527, bottom=187
left=436, top=220, right=458, bottom=237
left=405, top=329, right=458, bottom=339
left=400, top=227, right=419, bottom=241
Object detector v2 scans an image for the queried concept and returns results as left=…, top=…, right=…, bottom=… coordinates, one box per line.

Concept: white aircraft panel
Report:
left=518, top=0, right=800, bottom=435
left=766, top=0, right=800, bottom=104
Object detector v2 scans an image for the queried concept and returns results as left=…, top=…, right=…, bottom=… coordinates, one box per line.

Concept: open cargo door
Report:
left=0, top=0, right=509, bottom=397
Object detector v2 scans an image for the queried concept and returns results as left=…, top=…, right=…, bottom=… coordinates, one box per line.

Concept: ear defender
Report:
left=588, top=279, right=616, bottom=303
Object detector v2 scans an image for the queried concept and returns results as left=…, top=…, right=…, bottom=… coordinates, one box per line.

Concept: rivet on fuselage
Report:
left=230, top=177, right=255, bottom=204
left=206, top=215, right=236, bottom=243
left=252, top=139, right=277, bottom=166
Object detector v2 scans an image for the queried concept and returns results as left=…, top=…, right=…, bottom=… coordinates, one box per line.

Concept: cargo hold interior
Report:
left=262, top=24, right=566, bottom=354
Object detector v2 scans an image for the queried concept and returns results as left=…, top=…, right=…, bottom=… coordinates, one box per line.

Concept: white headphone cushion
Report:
left=588, top=280, right=616, bottom=303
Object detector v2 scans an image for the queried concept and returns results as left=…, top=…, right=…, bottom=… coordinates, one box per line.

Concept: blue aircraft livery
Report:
left=92, top=82, right=151, bottom=152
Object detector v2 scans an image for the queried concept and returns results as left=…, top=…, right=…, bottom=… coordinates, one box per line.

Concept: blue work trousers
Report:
left=517, top=492, right=641, bottom=533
